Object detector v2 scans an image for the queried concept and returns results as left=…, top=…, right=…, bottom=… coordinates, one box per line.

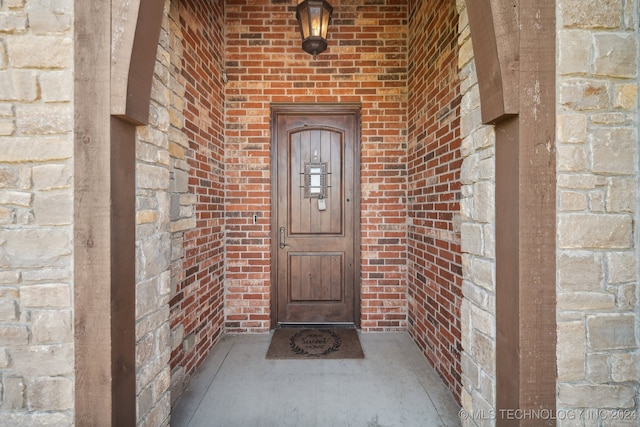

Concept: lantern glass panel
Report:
left=298, top=7, right=310, bottom=38
left=309, top=4, right=322, bottom=37
left=321, top=7, right=330, bottom=38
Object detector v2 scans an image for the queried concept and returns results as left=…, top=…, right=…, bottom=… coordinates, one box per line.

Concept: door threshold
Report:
left=275, top=322, right=357, bottom=330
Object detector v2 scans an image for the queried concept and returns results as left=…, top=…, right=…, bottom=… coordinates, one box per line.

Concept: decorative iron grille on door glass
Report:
left=303, top=162, right=328, bottom=198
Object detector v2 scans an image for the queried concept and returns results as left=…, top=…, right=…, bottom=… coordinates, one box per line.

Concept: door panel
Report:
left=272, top=105, right=360, bottom=325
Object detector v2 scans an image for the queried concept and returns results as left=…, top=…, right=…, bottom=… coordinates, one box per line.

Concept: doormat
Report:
left=266, top=328, right=364, bottom=359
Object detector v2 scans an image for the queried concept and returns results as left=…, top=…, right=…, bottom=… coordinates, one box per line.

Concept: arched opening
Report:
left=73, top=0, right=558, bottom=424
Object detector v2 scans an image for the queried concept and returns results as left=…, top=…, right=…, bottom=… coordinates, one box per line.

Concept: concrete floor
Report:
left=171, top=332, right=461, bottom=427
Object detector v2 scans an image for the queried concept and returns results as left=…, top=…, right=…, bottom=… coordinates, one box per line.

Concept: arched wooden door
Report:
left=271, top=105, right=361, bottom=325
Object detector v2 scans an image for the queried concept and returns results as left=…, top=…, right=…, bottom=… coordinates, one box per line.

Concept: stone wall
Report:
left=134, top=1, right=178, bottom=425
left=0, top=0, right=74, bottom=425
left=459, top=0, right=640, bottom=425
left=556, top=0, right=639, bottom=423
left=456, top=1, right=498, bottom=424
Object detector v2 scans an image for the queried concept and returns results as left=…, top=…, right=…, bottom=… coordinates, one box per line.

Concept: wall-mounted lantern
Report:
left=296, top=0, right=333, bottom=60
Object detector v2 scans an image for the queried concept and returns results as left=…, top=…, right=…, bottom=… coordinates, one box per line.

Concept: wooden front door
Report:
left=271, top=105, right=360, bottom=325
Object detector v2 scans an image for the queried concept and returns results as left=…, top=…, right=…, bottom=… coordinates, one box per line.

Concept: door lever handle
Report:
left=279, top=226, right=289, bottom=249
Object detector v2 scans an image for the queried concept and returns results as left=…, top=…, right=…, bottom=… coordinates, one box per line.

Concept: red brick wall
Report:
left=224, top=0, right=409, bottom=332
left=169, top=0, right=226, bottom=375
left=407, top=0, right=463, bottom=400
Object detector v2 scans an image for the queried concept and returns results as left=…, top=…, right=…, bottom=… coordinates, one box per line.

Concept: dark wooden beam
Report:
left=466, top=0, right=519, bottom=124
left=112, top=0, right=165, bottom=124
left=74, top=0, right=115, bottom=424
left=494, top=1, right=556, bottom=425
left=76, top=1, right=163, bottom=425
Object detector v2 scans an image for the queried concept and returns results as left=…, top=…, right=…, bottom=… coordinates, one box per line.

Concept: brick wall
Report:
left=224, top=0, right=409, bottom=332
left=407, top=0, right=463, bottom=400
left=168, top=0, right=226, bottom=393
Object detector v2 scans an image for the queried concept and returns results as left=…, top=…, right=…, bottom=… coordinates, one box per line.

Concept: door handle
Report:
left=279, top=226, right=289, bottom=249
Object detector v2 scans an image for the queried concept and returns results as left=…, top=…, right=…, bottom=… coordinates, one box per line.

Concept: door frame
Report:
left=270, top=103, right=362, bottom=329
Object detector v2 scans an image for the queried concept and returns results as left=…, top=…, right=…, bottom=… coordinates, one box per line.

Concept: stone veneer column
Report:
left=457, top=1, right=498, bottom=424
left=135, top=0, right=187, bottom=425
left=0, top=0, right=74, bottom=425
left=556, top=0, right=639, bottom=423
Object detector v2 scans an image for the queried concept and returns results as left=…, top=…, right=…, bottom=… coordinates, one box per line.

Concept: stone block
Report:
left=12, top=344, right=73, bottom=376
left=6, top=35, right=72, bottom=69
left=558, top=114, right=587, bottom=144
left=473, top=181, right=494, bottom=223
left=461, top=222, right=483, bottom=256
left=557, top=173, right=599, bottom=190
left=614, top=84, right=637, bottom=110
left=590, top=112, right=629, bottom=125
left=558, top=30, right=592, bottom=75
left=32, top=309, right=71, bottom=344
left=470, top=303, right=494, bottom=337
left=136, top=332, right=155, bottom=367
left=0, top=324, right=28, bottom=344
left=0, top=271, right=19, bottom=284
left=472, top=257, right=494, bottom=293
left=462, top=279, right=494, bottom=313
left=0, top=119, right=15, bottom=136
left=137, top=210, right=159, bottom=225
left=26, top=377, right=73, bottom=411
left=557, top=291, right=615, bottom=311
left=586, top=352, right=610, bottom=382
left=32, top=164, right=72, bottom=190
left=137, top=163, right=170, bottom=190
left=170, top=217, right=196, bottom=232
left=0, top=136, right=72, bottom=163
left=0, top=228, right=71, bottom=268
left=607, top=251, right=636, bottom=284
left=461, top=351, right=479, bottom=390
left=137, top=140, right=160, bottom=164
left=39, top=70, right=72, bottom=102
left=559, top=78, right=610, bottom=111
left=26, top=0, right=72, bottom=34
left=1, top=376, right=25, bottom=410
left=472, top=331, right=495, bottom=376
left=610, top=353, right=639, bottom=382
left=607, top=178, right=635, bottom=213
left=0, top=190, right=31, bottom=206
left=0, top=348, right=9, bottom=368
left=614, top=283, right=636, bottom=310
left=557, top=145, right=587, bottom=172
left=587, top=313, right=636, bottom=350
left=560, top=0, right=623, bottom=29
left=590, top=128, right=635, bottom=175
left=594, top=34, right=637, bottom=78
left=0, top=11, right=27, bottom=33
left=559, top=191, right=588, bottom=211
left=0, top=70, right=37, bottom=101
left=15, top=104, right=72, bottom=135
left=171, top=169, right=189, bottom=193
left=0, top=413, right=72, bottom=427
left=136, top=277, right=160, bottom=319
left=137, top=232, right=171, bottom=281
left=558, top=384, right=635, bottom=408
left=0, top=299, right=18, bottom=321
left=4, top=0, right=26, bottom=8
left=0, top=41, right=6, bottom=70
left=21, top=267, right=70, bottom=282
left=558, top=214, right=632, bottom=249
left=558, top=252, right=603, bottom=293
left=33, top=192, right=72, bottom=225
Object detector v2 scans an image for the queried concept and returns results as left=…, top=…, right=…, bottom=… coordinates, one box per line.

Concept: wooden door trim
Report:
left=270, top=103, right=362, bottom=328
